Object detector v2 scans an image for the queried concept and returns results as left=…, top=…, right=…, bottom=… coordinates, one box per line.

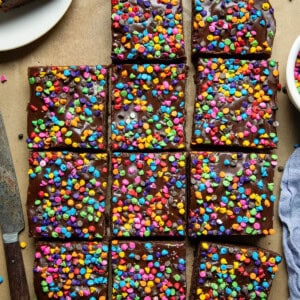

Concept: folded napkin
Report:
left=279, top=148, right=300, bottom=300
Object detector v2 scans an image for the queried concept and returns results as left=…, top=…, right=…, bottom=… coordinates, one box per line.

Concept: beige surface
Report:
left=0, top=0, right=299, bottom=299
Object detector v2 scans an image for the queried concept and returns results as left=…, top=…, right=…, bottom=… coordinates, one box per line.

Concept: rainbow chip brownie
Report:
left=190, top=241, right=282, bottom=299
left=111, top=240, right=186, bottom=299
left=191, top=58, right=279, bottom=149
left=111, top=63, right=187, bottom=151
left=34, top=241, right=109, bottom=300
left=191, top=0, right=276, bottom=59
left=189, top=151, right=278, bottom=238
left=111, top=152, right=187, bottom=238
left=111, top=0, right=185, bottom=62
left=27, top=65, right=108, bottom=150
left=27, top=151, right=108, bottom=239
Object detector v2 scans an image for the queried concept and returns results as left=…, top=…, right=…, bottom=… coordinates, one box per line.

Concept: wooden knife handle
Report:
left=4, top=241, right=30, bottom=300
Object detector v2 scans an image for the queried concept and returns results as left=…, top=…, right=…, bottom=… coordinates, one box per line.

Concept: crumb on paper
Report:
left=20, top=242, right=27, bottom=249
left=0, top=74, right=7, bottom=83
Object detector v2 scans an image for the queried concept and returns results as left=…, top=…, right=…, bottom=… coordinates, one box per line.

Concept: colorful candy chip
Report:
left=111, top=63, right=187, bottom=151
left=189, top=151, right=278, bottom=237
left=111, top=0, right=186, bottom=62
left=34, top=241, right=109, bottom=300
left=27, top=151, right=108, bottom=239
left=27, top=65, right=108, bottom=150
left=111, top=152, right=187, bottom=238
left=192, top=0, right=276, bottom=59
left=190, top=241, right=282, bottom=299
left=111, top=240, right=187, bottom=299
left=191, top=58, right=279, bottom=149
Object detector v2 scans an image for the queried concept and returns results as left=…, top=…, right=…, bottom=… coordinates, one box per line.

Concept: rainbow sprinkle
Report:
left=189, top=151, right=278, bottom=237
left=111, top=152, right=187, bottom=238
left=295, top=51, right=300, bottom=94
left=27, top=65, right=108, bottom=150
left=111, top=0, right=185, bottom=62
left=27, top=151, right=108, bottom=239
left=191, top=241, right=282, bottom=299
left=111, top=240, right=186, bottom=299
left=192, top=58, right=279, bottom=149
left=111, top=63, right=187, bottom=150
left=192, top=0, right=276, bottom=58
left=34, top=241, right=109, bottom=300
left=0, top=74, right=7, bottom=83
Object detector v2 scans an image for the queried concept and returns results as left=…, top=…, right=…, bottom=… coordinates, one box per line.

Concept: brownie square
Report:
left=191, top=58, right=279, bottom=149
left=34, top=241, right=109, bottom=300
left=189, top=151, right=278, bottom=238
left=111, top=240, right=186, bottom=299
left=27, top=65, right=108, bottom=150
left=27, top=151, right=108, bottom=239
left=111, top=152, right=187, bottom=238
left=111, top=0, right=185, bottom=62
left=111, top=63, right=187, bottom=151
left=190, top=241, right=282, bottom=299
left=191, top=0, right=276, bottom=59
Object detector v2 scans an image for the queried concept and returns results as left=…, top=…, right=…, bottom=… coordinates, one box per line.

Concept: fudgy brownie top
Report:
left=27, top=65, right=108, bottom=150
left=111, top=63, right=187, bottom=151
left=191, top=0, right=276, bottom=59
left=111, top=0, right=186, bottom=63
left=190, top=241, right=282, bottom=299
left=189, top=151, right=278, bottom=237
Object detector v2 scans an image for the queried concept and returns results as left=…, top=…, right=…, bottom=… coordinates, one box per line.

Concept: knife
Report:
left=0, top=112, right=30, bottom=300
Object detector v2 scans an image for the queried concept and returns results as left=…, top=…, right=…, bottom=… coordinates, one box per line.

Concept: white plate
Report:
left=0, top=0, right=72, bottom=51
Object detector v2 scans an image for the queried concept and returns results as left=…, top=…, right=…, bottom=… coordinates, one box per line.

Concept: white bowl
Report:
left=286, top=35, right=300, bottom=111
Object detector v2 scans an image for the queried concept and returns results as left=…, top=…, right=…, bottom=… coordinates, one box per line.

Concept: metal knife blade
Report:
left=0, top=112, right=30, bottom=300
left=0, top=116, right=24, bottom=240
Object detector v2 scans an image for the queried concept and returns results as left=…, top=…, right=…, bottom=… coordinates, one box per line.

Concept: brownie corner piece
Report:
left=188, top=151, right=277, bottom=238
left=27, top=151, right=108, bottom=240
left=27, top=65, right=109, bottom=150
left=111, top=63, right=187, bottom=151
left=34, top=241, right=109, bottom=300
left=190, top=241, right=282, bottom=299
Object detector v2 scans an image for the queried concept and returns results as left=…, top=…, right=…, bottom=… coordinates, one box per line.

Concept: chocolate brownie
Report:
left=27, top=151, right=108, bottom=239
left=0, top=0, right=33, bottom=11
left=191, top=58, right=279, bottom=149
left=111, top=240, right=187, bottom=299
left=190, top=241, right=282, bottom=299
left=34, top=241, right=109, bottom=300
left=27, top=65, right=108, bottom=150
left=189, top=151, right=278, bottom=238
left=111, top=152, right=187, bottom=238
left=191, top=0, right=276, bottom=60
left=111, top=63, right=187, bottom=151
left=111, top=0, right=185, bottom=63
